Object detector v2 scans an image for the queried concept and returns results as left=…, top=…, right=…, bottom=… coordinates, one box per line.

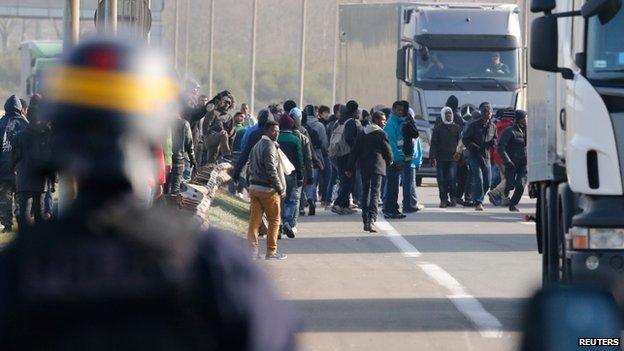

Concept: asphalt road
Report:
left=261, top=179, right=540, bottom=351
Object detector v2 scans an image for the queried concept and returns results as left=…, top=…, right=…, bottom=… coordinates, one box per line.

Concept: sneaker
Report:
left=403, top=207, right=418, bottom=213
left=488, top=192, right=502, bottom=206
left=416, top=203, right=425, bottom=211
left=509, top=206, right=520, bottom=212
left=343, top=207, right=357, bottom=215
left=266, top=252, right=288, bottom=260
left=439, top=202, right=448, bottom=208
left=283, top=223, right=296, bottom=239
left=331, top=205, right=345, bottom=215
left=384, top=212, right=406, bottom=219
left=475, top=203, right=484, bottom=211
left=299, top=209, right=306, bottom=216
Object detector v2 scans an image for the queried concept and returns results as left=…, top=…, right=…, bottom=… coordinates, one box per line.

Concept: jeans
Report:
left=505, top=164, right=528, bottom=207
left=248, top=189, right=281, bottom=255
left=467, top=156, right=491, bottom=205
left=0, top=181, right=14, bottom=228
left=318, top=155, right=332, bottom=203
left=305, top=169, right=320, bottom=204
left=383, top=162, right=402, bottom=214
left=282, top=174, right=302, bottom=228
left=455, top=162, right=469, bottom=200
left=333, top=160, right=353, bottom=209
left=44, top=179, right=55, bottom=217
left=326, top=158, right=339, bottom=204
left=183, top=159, right=192, bottom=181
left=436, top=160, right=457, bottom=203
left=353, top=170, right=362, bottom=206
left=361, top=173, right=382, bottom=224
left=402, top=165, right=418, bottom=209
left=490, top=163, right=501, bottom=189
left=16, top=192, right=43, bottom=230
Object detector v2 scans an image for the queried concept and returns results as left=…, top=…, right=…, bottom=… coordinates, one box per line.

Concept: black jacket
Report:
left=348, top=124, right=393, bottom=176
left=462, top=118, right=496, bottom=160
left=430, top=123, right=462, bottom=162
left=498, top=124, right=527, bottom=166
left=335, top=115, right=361, bottom=168
left=12, top=123, right=55, bottom=193
left=172, top=119, right=196, bottom=166
left=0, top=96, right=27, bottom=183
left=402, top=116, right=419, bottom=157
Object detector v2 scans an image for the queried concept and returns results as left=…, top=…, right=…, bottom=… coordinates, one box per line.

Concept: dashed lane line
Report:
left=376, top=218, right=504, bottom=339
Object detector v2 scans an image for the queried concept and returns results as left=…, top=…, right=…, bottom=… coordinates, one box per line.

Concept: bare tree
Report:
left=0, top=18, right=14, bottom=52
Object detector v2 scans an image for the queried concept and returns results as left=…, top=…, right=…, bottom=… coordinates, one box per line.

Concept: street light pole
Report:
left=184, top=0, right=190, bottom=81
left=298, top=0, right=307, bottom=107
left=207, top=0, right=215, bottom=98
left=250, top=0, right=257, bottom=114
left=332, top=0, right=339, bottom=105
left=173, top=0, right=179, bottom=72
left=103, top=0, right=117, bottom=35
left=63, top=0, right=80, bottom=51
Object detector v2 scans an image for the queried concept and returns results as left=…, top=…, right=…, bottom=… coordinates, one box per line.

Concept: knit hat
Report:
left=289, top=107, right=303, bottom=127
left=279, top=114, right=295, bottom=130
left=514, top=109, right=527, bottom=121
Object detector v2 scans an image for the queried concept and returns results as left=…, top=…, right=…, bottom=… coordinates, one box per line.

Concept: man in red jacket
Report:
left=488, top=108, right=515, bottom=206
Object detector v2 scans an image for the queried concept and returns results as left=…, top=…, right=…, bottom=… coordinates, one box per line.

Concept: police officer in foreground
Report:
left=0, top=39, right=297, bottom=351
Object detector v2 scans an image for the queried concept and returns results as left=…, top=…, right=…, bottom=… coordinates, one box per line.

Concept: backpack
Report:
left=328, top=121, right=351, bottom=158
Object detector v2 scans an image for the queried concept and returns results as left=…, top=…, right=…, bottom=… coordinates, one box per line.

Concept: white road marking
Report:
left=489, top=216, right=520, bottom=221
left=377, top=219, right=504, bottom=339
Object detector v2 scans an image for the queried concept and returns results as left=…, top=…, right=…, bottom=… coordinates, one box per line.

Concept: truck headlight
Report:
left=589, top=228, right=624, bottom=249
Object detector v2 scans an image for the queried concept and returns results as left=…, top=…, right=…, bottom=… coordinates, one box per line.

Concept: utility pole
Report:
left=184, top=0, right=190, bottom=81
left=250, top=0, right=257, bottom=114
left=298, top=0, right=307, bottom=107
left=103, top=0, right=117, bottom=35
left=207, top=0, right=215, bottom=98
left=63, top=0, right=80, bottom=51
left=173, top=0, right=179, bottom=71
left=332, top=0, right=339, bottom=105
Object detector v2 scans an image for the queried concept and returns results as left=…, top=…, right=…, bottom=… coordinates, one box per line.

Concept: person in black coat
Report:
left=11, top=104, right=55, bottom=231
left=498, top=110, right=528, bottom=212
left=430, top=107, right=462, bottom=208
left=347, top=111, right=392, bottom=232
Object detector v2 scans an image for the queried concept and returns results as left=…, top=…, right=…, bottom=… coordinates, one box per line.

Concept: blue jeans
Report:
left=383, top=162, right=402, bottom=214
left=436, top=160, right=457, bottom=203
left=282, top=174, right=302, bottom=228
left=305, top=169, right=320, bottom=203
left=467, top=156, right=491, bottom=205
left=183, top=159, right=192, bottom=181
left=326, top=158, right=339, bottom=204
left=402, top=165, right=418, bottom=210
left=353, top=170, right=362, bottom=205
left=490, top=163, right=501, bottom=189
left=318, top=155, right=332, bottom=203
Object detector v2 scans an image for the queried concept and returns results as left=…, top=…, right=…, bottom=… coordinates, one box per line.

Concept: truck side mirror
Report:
left=530, top=16, right=574, bottom=79
left=581, top=0, right=622, bottom=24
left=396, top=45, right=413, bottom=86
left=521, top=286, right=622, bottom=351
left=531, top=0, right=556, bottom=13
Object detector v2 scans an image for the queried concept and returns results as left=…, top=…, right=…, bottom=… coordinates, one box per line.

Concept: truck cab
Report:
left=396, top=4, right=524, bottom=177
left=529, top=0, right=624, bottom=284
left=19, top=41, right=62, bottom=98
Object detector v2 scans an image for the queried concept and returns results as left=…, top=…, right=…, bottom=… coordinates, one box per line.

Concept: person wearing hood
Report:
left=439, top=95, right=464, bottom=127
left=289, top=107, right=314, bottom=218
left=347, top=111, right=392, bottom=232
left=430, top=107, right=462, bottom=208
left=329, top=100, right=361, bottom=215
left=462, top=102, right=497, bottom=211
left=11, top=100, right=55, bottom=230
left=304, top=105, right=328, bottom=215
left=498, top=110, right=528, bottom=212
left=277, top=114, right=304, bottom=238
left=0, top=96, right=28, bottom=232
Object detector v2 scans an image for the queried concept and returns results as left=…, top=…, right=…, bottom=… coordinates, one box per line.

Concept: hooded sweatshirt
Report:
left=430, top=107, right=462, bottom=162
left=0, top=96, right=28, bottom=182
left=348, top=123, right=393, bottom=176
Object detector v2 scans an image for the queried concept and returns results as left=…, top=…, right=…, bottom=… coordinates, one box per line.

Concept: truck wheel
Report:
left=557, top=183, right=577, bottom=283
left=416, top=176, right=423, bottom=187
left=539, top=184, right=549, bottom=285
left=544, top=183, right=561, bottom=285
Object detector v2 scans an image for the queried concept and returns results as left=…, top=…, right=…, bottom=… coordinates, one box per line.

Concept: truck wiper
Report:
left=464, top=77, right=509, bottom=91
left=425, top=77, right=465, bottom=90
left=594, top=69, right=624, bottom=73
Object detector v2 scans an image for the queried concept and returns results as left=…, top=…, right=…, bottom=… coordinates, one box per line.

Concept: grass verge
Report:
left=208, top=190, right=250, bottom=235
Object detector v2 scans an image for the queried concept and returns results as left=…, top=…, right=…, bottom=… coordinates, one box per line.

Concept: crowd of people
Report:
left=0, top=81, right=527, bottom=261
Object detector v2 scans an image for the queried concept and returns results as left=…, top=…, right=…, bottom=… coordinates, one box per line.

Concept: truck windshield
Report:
left=586, top=9, right=624, bottom=82
left=415, top=49, right=520, bottom=91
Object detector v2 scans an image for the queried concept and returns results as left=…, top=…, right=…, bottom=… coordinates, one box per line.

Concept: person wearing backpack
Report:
left=329, top=100, right=361, bottom=215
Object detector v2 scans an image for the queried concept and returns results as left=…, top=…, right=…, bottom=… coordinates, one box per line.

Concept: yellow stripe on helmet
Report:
left=45, top=66, right=179, bottom=114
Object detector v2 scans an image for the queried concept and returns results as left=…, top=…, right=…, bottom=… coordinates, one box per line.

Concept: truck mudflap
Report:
left=568, top=250, right=624, bottom=285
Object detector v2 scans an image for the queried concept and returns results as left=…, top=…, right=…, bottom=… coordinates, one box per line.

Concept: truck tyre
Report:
left=539, top=184, right=548, bottom=284
left=544, top=183, right=561, bottom=285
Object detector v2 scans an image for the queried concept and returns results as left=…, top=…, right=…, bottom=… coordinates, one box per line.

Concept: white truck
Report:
left=528, top=0, right=624, bottom=284
left=337, top=2, right=524, bottom=180
left=19, top=40, right=62, bottom=98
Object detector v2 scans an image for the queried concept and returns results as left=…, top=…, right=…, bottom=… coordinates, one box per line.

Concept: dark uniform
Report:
left=0, top=39, right=297, bottom=351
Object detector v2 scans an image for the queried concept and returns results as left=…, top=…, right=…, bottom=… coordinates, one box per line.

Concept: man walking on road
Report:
left=430, top=107, right=462, bottom=208
left=277, top=114, right=305, bottom=238
left=383, top=101, right=411, bottom=219
left=348, top=111, right=392, bottom=232
left=498, top=110, right=528, bottom=212
left=247, top=121, right=287, bottom=260
left=462, top=102, right=497, bottom=211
